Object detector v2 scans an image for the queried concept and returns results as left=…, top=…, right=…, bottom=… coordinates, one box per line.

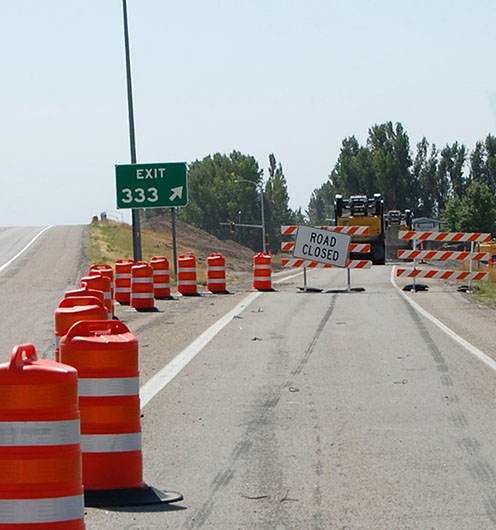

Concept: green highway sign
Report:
left=115, top=162, right=188, bottom=209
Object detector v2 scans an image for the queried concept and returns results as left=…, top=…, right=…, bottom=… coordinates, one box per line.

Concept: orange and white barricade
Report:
left=0, top=344, right=85, bottom=528
left=207, top=253, right=228, bottom=293
left=115, top=259, right=134, bottom=304
left=65, top=282, right=105, bottom=308
left=397, top=231, right=491, bottom=292
left=150, top=256, right=171, bottom=299
left=80, top=274, right=113, bottom=319
left=131, top=261, right=155, bottom=311
left=253, top=252, right=273, bottom=291
left=177, top=254, right=198, bottom=295
left=60, top=321, right=182, bottom=507
left=89, top=264, right=115, bottom=317
left=54, top=296, right=107, bottom=361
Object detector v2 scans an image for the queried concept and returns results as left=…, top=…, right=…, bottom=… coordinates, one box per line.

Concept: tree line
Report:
left=145, top=121, right=496, bottom=253
left=308, top=122, right=496, bottom=235
left=143, top=151, right=303, bottom=253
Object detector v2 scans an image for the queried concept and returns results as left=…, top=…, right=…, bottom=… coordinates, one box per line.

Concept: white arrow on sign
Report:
left=169, top=186, right=183, bottom=201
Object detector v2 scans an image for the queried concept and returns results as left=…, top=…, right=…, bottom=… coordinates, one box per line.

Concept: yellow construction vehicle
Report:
left=334, top=193, right=386, bottom=265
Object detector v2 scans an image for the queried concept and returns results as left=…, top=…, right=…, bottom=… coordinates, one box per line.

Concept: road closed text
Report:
left=292, top=226, right=351, bottom=267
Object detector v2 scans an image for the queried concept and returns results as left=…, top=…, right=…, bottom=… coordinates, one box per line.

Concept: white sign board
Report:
left=292, top=226, right=351, bottom=267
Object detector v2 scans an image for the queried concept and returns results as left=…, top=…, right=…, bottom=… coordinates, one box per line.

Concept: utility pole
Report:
left=122, top=0, right=142, bottom=261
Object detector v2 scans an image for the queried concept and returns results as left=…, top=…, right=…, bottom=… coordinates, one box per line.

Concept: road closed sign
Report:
left=292, top=225, right=351, bottom=267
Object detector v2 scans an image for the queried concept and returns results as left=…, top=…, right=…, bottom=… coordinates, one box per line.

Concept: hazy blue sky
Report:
left=1, top=1, right=495, bottom=227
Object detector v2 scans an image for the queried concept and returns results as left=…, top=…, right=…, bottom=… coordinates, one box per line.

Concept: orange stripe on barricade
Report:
left=131, top=261, right=155, bottom=311
left=0, top=344, right=85, bottom=528
left=398, top=250, right=489, bottom=261
left=150, top=256, right=171, bottom=299
left=207, top=253, right=228, bottom=293
left=60, top=321, right=182, bottom=507
left=80, top=274, right=112, bottom=320
left=281, top=259, right=371, bottom=269
left=399, top=231, right=491, bottom=242
left=177, top=255, right=198, bottom=295
left=253, top=252, right=273, bottom=291
left=54, top=296, right=107, bottom=362
left=115, top=259, right=134, bottom=305
left=396, top=268, right=488, bottom=281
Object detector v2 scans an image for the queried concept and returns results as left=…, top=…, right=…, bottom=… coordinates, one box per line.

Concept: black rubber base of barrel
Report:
left=84, top=486, right=183, bottom=507
left=298, top=287, right=324, bottom=293
left=325, top=286, right=366, bottom=293
left=134, top=307, right=160, bottom=312
left=403, top=283, right=429, bottom=292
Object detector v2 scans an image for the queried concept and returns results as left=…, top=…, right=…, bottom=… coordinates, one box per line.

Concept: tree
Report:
left=264, top=154, right=293, bottom=253
left=412, top=138, right=438, bottom=218
left=330, top=136, right=376, bottom=196
left=178, top=151, right=263, bottom=250
left=367, top=122, right=412, bottom=210
left=442, top=181, right=496, bottom=235
left=306, top=181, right=336, bottom=225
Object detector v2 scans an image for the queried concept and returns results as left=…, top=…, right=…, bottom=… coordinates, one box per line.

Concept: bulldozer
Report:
left=334, top=193, right=386, bottom=265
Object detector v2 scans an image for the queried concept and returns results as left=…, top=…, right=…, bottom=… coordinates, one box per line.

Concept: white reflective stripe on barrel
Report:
left=132, top=277, right=153, bottom=283
left=177, top=280, right=197, bottom=285
left=131, top=293, right=154, bottom=298
left=81, top=432, right=142, bottom=452
left=115, top=273, right=131, bottom=279
left=208, top=279, right=226, bottom=283
left=115, top=287, right=130, bottom=293
left=153, top=270, right=169, bottom=276
left=178, top=267, right=196, bottom=273
left=103, top=292, right=111, bottom=299
left=78, top=377, right=139, bottom=397
left=254, top=264, right=271, bottom=269
left=0, top=494, right=84, bottom=524
left=107, top=312, right=113, bottom=319
left=0, top=420, right=80, bottom=446
left=208, top=266, right=225, bottom=271
left=154, top=283, right=170, bottom=288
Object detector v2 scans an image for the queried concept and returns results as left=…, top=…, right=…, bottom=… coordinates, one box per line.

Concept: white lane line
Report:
left=140, top=291, right=261, bottom=409
left=390, top=266, right=496, bottom=372
left=0, top=226, right=53, bottom=275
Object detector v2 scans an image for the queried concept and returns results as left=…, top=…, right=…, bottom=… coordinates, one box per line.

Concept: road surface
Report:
left=2, top=232, right=496, bottom=529
left=0, top=225, right=88, bottom=360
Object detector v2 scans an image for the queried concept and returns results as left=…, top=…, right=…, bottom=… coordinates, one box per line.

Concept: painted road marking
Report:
left=140, top=291, right=261, bottom=409
left=0, top=226, right=53, bottom=275
left=390, top=266, right=496, bottom=372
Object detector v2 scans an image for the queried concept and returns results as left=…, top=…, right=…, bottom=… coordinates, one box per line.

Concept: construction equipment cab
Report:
left=334, top=193, right=386, bottom=265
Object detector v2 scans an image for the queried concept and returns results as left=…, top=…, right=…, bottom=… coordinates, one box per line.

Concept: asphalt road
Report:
left=0, top=225, right=88, bottom=360
left=2, top=229, right=496, bottom=529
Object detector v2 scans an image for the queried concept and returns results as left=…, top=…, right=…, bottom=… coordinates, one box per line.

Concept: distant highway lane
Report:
left=0, top=225, right=88, bottom=360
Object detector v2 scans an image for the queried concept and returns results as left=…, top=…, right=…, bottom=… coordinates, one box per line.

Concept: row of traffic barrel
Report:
left=0, top=251, right=274, bottom=528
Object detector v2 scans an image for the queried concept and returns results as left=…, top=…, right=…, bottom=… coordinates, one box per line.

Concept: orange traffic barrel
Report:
left=150, top=256, right=172, bottom=299
left=59, top=321, right=182, bottom=507
left=207, top=253, right=228, bottom=293
left=0, top=343, right=85, bottom=528
left=80, top=274, right=112, bottom=320
left=115, top=259, right=134, bottom=305
left=89, top=265, right=115, bottom=317
left=177, top=254, right=198, bottom=295
left=54, top=296, right=107, bottom=361
left=253, top=252, right=273, bottom=291
left=65, top=282, right=105, bottom=307
left=131, top=261, right=155, bottom=311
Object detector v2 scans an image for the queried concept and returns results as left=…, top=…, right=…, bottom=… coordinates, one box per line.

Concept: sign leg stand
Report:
left=298, top=266, right=323, bottom=293
left=403, top=235, right=428, bottom=291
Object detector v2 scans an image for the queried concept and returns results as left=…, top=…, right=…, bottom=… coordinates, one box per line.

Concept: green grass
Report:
left=472, top=267, right=496, bottom=307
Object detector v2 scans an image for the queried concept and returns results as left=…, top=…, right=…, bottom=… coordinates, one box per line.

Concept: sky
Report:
left=1, top=0, right=495, bottom=227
